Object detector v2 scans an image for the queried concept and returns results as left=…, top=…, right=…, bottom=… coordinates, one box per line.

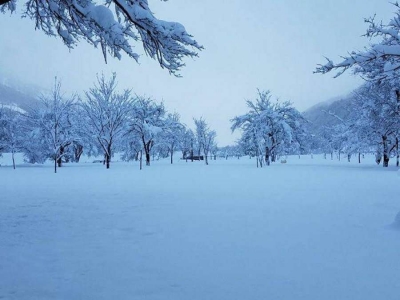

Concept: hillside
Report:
left=0, top=77, right=41, bottom=111
left=303, top=94, right=354, bottom=130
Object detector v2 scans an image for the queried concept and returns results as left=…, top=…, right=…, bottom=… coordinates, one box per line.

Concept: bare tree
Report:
left=194, top=117, right=216, bottom=165
left=162, top=113, right=185, bottom=164
left=0, top=105, right=25, bottom=169
left=24, top=79, right=76, bottom=173
left=80, top=73, right=133, bottom=169
left=128, top=97, right=165, bottom=166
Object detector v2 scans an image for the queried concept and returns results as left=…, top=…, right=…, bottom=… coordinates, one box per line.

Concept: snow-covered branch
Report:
left=315, top=3, right=400, bottom=81
left=1, top=0, right=202, bottom=75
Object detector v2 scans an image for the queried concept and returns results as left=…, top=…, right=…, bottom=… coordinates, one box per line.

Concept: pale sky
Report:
left=0, top=0, right=394, bottom=145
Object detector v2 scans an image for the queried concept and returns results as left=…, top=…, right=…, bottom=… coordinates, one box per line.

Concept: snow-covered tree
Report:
left=315, top=3, right=400, bottom=82
left=231, top=90, right=305, bottom=166
left=80, top=73, right=133, bottom=169
left=352, top=82, right=400, bottom=167
left=160, top=112, right=185, bottom=164
left=24, top=79, right=77, bottom=173
left=121, top=136, right=142, bottom=162
left=312, top=82, right=400, bottom=166
left=220, top=144, right=244, bottom=159
left=314, top=4, right=400, bottom=166
left=179, top=128, right=194, bottom=161
left=237, top=125, right=261, bottom=164
left=128, top=96, right=165, bottom=166
left=1, top=0, right=202, bottom=75
left=0, top=105, right=25, bottom=169
left=317, top=126, right=336, bottom=160
left=194, top=117, right=216, bottom=165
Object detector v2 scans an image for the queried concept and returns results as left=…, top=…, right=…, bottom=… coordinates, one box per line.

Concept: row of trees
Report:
left=2, top=79, right=397, bottom=170
left=0, top=74, right=217, bottom=172
left=307, top=82, right=400, bottom=167
left=226, top=84, right=399, bottom=168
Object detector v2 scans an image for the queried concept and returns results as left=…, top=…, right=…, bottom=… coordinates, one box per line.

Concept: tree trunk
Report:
left=375, top=149, right=382, bottom=165
left=396, top=91, right=400, bottom=167
left=270, top=136, right=276, bottom=163
left=140, top=150, right=143, bottom=170
left=146, top=152, right=150, bottom=166
left=358, top=152, right=361, bottom=164
left=54, top=156, right=57, bottom=174
left=396, top=138, right=399, bottom=167
left=106, top=143, right=112, bottom=169
left=347, top=154, right=351, bottom=162
left=271, top=151, right=276, bottom=162
left=190, top=139, right=194, bottom=162
left=57, top=146, right=64, bottom=168
left=383, top=135, right=389, bottom=167
left=170, top=146, right=173, bottom=164
left=331, top=152, right=333, bottom=160
left=256, top=148, right=259, bottom=168
left=106, top=155, right=110, bottom=169
left=265, top=147, right=270, bottom=166
left=74, top=144, right=83, bottom=162
left=183, top=150, right=187, bottom=162
left=140, top=137, right=151, bottom=166
left=11, top=151, right=15, bottom=170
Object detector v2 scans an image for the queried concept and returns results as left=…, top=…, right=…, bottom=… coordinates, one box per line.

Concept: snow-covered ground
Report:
left=0, top=154, right=399, bottom=300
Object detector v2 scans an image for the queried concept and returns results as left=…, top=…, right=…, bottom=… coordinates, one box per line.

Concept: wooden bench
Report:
left=184, top=155, right=204, bottom=161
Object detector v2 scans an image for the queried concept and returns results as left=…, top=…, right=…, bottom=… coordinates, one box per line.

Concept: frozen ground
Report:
left=0, top=154, right=399, bottom=300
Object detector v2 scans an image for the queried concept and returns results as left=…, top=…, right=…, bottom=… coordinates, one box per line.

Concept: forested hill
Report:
left=0, top=80, right=40, bottom=111
left=303, top=94, right=354, bottom=130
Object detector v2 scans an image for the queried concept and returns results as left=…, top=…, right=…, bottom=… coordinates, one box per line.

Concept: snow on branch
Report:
left=0, top=0, right=202, bottom=75
left=315, top=3, right=400, bottom=81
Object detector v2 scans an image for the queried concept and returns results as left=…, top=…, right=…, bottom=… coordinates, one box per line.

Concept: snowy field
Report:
left=0, top=154, right=400, bottom=300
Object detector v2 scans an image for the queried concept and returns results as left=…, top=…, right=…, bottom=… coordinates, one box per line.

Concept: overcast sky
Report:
left=0, top=0, right=395, bottom=145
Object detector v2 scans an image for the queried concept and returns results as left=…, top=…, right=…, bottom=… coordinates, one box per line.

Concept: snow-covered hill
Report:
left=302, top=93, right=355, bottom=142
left=303, top=94, right=353, bottom=128
left=0, top=75, right=42, bottom=111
